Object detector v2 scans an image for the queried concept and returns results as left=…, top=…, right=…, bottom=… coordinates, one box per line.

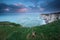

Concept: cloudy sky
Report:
left=0, top=0, right=60, bottom=12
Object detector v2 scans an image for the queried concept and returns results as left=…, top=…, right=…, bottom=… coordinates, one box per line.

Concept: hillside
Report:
left=31, top=20, right=60, bottom=40
left=0, top=20, right=60, bottom=40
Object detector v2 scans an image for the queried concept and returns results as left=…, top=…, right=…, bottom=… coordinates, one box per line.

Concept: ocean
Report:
left=0, top=13, right=45, bottom=27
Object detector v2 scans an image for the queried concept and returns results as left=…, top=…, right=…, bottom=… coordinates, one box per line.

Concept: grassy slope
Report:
left=0, top=20, right=60, bottom=40
left=32, top=20, right=60, bottom=40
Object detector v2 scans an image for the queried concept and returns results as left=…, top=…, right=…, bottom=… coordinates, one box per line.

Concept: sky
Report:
left=0, top=0, right=59, bottom=7
left=0, top=0, right=60, bottom=27
left=0, top=0, right=34, bottom=6
left=0, top=0, right=60, bottom=13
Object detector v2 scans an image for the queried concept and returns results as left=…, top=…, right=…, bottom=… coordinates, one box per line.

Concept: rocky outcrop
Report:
left=41, top=12, right=60, bottom=23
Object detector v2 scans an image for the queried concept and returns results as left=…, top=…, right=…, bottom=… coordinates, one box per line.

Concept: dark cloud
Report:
left=41, top=0, right=60, bottom=12
left=0, top=3, right=9, bottom=13
left=49, top=0, right=60, bottom=8
left=0, top=0, right=60, bottom=13
left=0, top=3, right=27, bottom=13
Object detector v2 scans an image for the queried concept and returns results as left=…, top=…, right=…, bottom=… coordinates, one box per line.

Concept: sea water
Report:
left=0, top=13, right=45, bottom=27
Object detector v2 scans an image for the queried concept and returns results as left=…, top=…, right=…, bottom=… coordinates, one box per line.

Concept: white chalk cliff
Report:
left=41, top=12, right=60, bottom=23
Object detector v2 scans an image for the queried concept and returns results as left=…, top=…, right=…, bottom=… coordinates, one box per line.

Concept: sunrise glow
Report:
left=17, top=8, right=28, bottom=12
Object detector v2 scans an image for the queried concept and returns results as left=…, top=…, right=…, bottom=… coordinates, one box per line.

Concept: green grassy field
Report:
left=0, top=20, right=60, bottom=40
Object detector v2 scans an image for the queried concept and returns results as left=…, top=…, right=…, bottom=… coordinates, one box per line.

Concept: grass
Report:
left=0, top=20, right=60, bottom=40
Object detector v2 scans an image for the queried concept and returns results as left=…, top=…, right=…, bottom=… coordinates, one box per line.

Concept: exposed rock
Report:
left=41, top=12, right=60, bottom=23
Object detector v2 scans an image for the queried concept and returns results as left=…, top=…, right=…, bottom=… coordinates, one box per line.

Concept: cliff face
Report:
left=41, top=13, right=60, bottom=23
